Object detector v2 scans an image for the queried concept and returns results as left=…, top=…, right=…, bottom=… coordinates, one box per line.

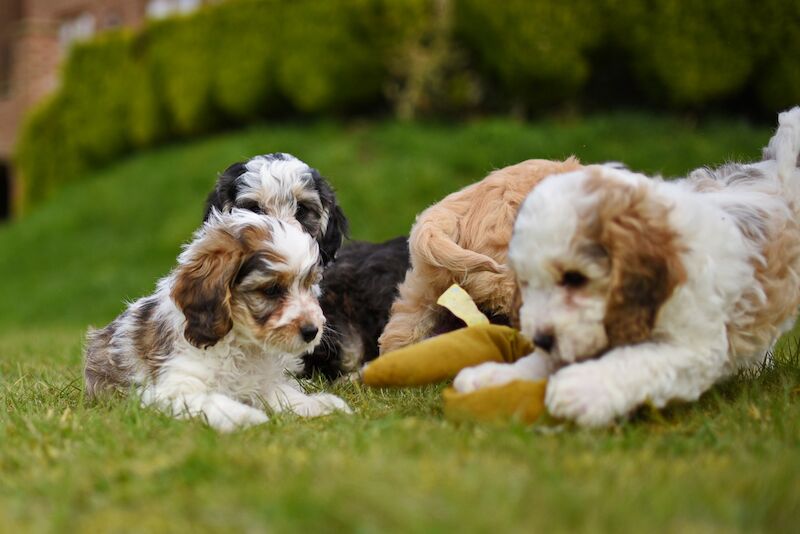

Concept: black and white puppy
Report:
left=204, top=153, right=348, bottom=266
left=304, top=236, right=410, bottom=379
left=84, top=209, right=351, bottom=431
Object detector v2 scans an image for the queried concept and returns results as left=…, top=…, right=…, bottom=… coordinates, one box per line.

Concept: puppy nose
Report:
left=533, top=331, right=555, bottom=352
left=300, top=324, right=319, bottom=342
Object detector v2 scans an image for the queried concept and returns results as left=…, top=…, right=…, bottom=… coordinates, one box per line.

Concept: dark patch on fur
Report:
left=235, top=254, right=267, bottom=284
left=171, top=242, right=241, bottom=349
left=302, top=236, right=409, bottom=379
left=203, top=162, right=247, bottom=219
left=174, top=282, right=233, bottom=349
left=302, top=236, right=509, bottom=379
left=312, top=168, right=349, bottom=265
left=131, top=297, right=176, bottom=376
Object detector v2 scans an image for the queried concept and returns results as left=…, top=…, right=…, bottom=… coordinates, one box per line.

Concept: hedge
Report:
left=14, top=0, right=800, bottom=212
left=455, top=0, right=602, bottom=109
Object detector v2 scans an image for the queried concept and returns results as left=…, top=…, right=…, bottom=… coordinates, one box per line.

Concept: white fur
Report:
left=239, top=154, right=330, bottom=233
left=455, top=107, right=800, bottom=426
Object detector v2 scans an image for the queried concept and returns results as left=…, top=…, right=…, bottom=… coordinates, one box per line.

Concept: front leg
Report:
left=141, top=386, right=269, bottom=432
left=265, top=380, right=352, bottom=417
left=546, top=342, right=728, bottom=427
left=453, top=351, right=553, bottom=393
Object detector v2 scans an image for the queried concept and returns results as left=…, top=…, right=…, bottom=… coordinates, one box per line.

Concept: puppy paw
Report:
left=290, top=393, right=353, bottom=417
left=453, top=362, right=517, bottom=393
left=202, top=395, right=270, bottom=432
left=545, top=365, right=623, bottom=427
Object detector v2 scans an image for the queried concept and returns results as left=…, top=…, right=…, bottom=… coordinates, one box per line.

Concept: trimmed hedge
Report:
left=455, top=0, right=601, bottom=109
left=14, top=0, right=800, bottom=212
left=618, top=0, right=756, bottom=105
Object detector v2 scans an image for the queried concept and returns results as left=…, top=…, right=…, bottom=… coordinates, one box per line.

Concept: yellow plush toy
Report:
left=362, top=285, right=547, bottom=424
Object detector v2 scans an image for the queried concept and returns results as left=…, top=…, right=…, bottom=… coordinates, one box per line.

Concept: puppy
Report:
left=378, top=158, right=584, bottom=354
left=303, top=236, right=410, bottom=379
left=455, top=108, right=800, bottom=427
left=84, top=209, right=351, bottom=431
left=204, top=153, right=348, bottom=265
left=202, top=153, right=410, bottom=378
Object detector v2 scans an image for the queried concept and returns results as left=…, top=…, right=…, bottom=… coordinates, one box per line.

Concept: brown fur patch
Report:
left=132, top=298, right=176, bottom=375
left=171, top=228, right=250, bottom=348
left=582, top=170, right=687, bottom=347
left=729, top=215, right=800, bottom=356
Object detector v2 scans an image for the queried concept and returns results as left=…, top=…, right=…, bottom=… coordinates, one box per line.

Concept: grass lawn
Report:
left=1, top=114, right=798, bottom=532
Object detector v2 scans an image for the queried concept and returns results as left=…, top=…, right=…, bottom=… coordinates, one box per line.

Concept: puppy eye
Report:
left=296, top=203, right=310, bottom=220
left=262, top=284, right=285, bottom=298
left=560, top=270, right=588, bottom=288
left=238, top=201, right=264, bottom=215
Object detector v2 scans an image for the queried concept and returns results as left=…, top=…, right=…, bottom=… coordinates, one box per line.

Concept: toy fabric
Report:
left=363, top=285, right=547, bottom=424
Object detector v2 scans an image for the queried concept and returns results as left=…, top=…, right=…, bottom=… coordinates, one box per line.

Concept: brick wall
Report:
left=0, top=1, right=150, bottom=158
left=0, top=0, right=150, bottom=215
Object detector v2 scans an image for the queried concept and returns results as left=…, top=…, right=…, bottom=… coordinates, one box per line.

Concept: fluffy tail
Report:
left=764, top=107, right=800, bottom=192
left=411, top=222, right=503, bottom=274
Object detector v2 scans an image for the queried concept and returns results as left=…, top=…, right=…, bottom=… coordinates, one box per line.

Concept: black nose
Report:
left=300, top=324, right=319, bottom=343
left=533, top=332, right=555, bottom=352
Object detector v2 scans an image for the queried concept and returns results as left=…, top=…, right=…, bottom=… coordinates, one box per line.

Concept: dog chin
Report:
left=289, top=333, right=325, bottom=356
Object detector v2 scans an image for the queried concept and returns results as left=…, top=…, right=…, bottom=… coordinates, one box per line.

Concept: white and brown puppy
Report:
left=455, top=107, right=800, bottom=427
left=85, top=209, right=351, bottom=431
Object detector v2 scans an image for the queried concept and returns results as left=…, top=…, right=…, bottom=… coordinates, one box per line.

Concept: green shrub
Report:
left=127, top=68, right=170, bottom=148
left=752, top=0, right=800, bottom=111
left=15, top=33, right=136, bottom=208
left=142, top=14, right=220, bottom=135
left=127, top=40, right=170, bottom=148
left=59, top=33, right=135, bottom=163
left=455, top=0, right=601, bottom=109
left=13, top=0, right=800, bottom=214
left=277, top=0, right=424, bottom=114
left=616, top=0, right=756, bottom=106
left=385, top=0, right=482, bottom=119
left=210, top=0, right=285, bottom=121
left=14, top=96, right=85, bottom=209
left=276, top=1, right=376, bottom=113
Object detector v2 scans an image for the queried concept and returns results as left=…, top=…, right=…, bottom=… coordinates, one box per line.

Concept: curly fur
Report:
left=378, top=157, right=583, bottom=354
left=455, top=107, right=800, bottom=427
left=203, top=153, right=348, bottom=265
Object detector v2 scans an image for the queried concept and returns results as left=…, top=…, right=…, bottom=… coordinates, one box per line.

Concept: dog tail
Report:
left=764, top=106, right=800, bottom=194
left=411, top=222, right=503, bottom=274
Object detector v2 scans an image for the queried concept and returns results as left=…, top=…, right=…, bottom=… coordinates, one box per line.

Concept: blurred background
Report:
left=1, top=0, right=798, bottom=217
left=0, top=0, right=798, bottom=329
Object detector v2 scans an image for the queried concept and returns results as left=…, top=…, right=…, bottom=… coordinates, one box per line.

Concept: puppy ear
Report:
left=591, top=179, right=687, bottom=346
left=203, top=162, right=246, bottom=221
left=313, top=171, right=349, bottom=265
left=171, top=227, right=243, bottom=348
left=320, top=204, right=348, bottom=265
